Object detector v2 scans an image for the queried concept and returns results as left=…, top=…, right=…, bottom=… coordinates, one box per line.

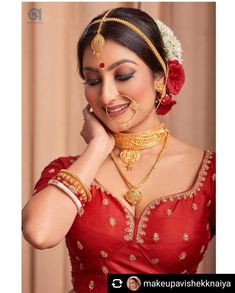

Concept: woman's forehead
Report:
left=83, top=40, right=142, bottom=68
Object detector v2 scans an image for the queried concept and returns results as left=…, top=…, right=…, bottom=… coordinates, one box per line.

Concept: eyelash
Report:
left=83, top=73, right=135, bottom=86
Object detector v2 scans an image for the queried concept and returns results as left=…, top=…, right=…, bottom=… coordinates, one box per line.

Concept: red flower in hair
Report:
left=167, top=60, right=185, bottom=95
left=156, top=94, right=176, bottom=115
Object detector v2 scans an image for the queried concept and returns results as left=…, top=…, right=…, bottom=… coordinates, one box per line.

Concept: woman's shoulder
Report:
left=45, top=154, right=79, bottom=169
left=33, top=155, right=79, bottom=195
left=165, top=135, right=215, bottom=174
left=167, top=135, right=215, bottom=158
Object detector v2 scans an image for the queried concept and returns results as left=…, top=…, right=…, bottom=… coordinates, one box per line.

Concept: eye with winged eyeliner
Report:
left=83, top=72, right=135, bottom=86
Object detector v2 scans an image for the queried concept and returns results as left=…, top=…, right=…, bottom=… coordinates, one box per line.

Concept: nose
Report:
left=99, top=77, right=118, bottom=105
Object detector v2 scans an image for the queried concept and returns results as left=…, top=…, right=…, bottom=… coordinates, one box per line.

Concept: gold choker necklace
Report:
left=113, top=123, right=167, bottom=170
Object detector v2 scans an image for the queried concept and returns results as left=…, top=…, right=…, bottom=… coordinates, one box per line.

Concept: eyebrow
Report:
left=83, top=59, right=138, bottom=73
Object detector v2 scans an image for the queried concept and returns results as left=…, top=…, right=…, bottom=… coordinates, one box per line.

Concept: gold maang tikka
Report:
left=114, top=123, right=167, bottom=171
left=90, top=9, right=112, bottom=58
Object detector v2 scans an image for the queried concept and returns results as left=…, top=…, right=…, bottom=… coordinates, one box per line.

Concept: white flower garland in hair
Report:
left=156, top=20, right=183, bottom=64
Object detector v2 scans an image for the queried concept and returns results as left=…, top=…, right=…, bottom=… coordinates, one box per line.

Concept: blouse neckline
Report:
left=92, top=150, right=213, bottom=220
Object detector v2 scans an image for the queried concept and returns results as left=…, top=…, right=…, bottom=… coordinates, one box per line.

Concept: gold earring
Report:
left=155, top=82, right=166, bottom=98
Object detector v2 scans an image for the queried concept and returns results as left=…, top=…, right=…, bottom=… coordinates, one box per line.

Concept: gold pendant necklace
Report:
left=114, top=123, right=167, bottom=171
left=119, top=150, right=141, bottom=171
left=111, top=131, right=169, bottom=205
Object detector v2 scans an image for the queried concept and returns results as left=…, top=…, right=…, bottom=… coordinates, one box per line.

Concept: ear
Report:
left=154, top=72, right=166, bottom=98
left=153, top=72, right=165, bottom=87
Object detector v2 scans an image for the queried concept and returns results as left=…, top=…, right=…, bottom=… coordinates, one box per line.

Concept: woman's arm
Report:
left=22, top=106, right=114, bottom=249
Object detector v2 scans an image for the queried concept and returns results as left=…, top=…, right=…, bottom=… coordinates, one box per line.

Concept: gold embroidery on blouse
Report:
left=88, top=280, right=94, bottom=290
left=124, top=207, right=135, bottom=241
left=92, top=179, right=111, bottom=194
left=109, top=217, right=116, bottom=227
left=151, top=258, right=159, bottom=264
left=179, top=252, right=187, bottom=261
left=136, top=199, right=161, bottom=243
left=129, top=254, right=136, bottom=261
left=79, top=262, right=83, bottom=271
left=200, top=245, right=205, bottom=254
left=100, top=251, right=108, bottom=258
left=48, top=168, right=55, bottom=173
left=101, top=266, right=109, bottom=275
left=74, top=260, right=84, bottom=275
left=152, top=232, right=160, bottom=241
left=102, top=198, right=109, bottom=205
left=77, top=240, right=83, bottom=250
left=192, top=203, right=198, bottom=210
left=166, top=208, right=173, bottom=216
left=182, top=233, right=189, bottom=241
left=169, top=195, right=175, bottom=202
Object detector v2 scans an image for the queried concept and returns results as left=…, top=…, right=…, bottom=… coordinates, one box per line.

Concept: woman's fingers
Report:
left=83, top=104, right=96, bottom=121
left=83, top=104, right=90, bottom=116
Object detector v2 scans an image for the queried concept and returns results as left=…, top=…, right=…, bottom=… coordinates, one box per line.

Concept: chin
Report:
left=104, top=120, right=132, bottom=133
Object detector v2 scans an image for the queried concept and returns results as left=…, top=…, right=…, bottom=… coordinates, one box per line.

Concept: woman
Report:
left=22, top=7, right=215, bottom=293
left=127, top=276, right=141, bottom=291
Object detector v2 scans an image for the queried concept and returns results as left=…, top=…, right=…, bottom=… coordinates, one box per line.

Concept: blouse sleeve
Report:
left=209, top=152, right=216, bottom=239
left=33, top=156, right=77, bottom=196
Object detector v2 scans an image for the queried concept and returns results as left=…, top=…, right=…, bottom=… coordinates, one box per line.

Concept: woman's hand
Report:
left=80, top=105, right=115, bottom=154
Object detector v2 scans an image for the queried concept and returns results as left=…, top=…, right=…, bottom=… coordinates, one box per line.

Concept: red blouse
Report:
left=33, top=150, right=215, bottom=293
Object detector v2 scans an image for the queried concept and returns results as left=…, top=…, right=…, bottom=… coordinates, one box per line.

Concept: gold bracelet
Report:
left=57, top=169, right=92, bottom=202
left=55, top=173, right=89, bottom=205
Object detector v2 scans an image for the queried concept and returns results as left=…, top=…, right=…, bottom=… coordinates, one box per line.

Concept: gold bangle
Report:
left=55, top=173, right=89, bottom=205
left=58, top=169, right=92, bottom=201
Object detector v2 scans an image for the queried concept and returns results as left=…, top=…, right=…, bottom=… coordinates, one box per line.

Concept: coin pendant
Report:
left=124, top=189, right=142, bottom=205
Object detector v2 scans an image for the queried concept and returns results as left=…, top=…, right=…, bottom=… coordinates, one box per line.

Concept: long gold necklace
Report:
left=111, top=131, right=169, bottom=205
left=113, top=123, right=167, bottom=171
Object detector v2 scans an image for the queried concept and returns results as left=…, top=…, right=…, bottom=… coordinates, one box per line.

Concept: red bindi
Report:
left=99, top=62, right=105, bottom=69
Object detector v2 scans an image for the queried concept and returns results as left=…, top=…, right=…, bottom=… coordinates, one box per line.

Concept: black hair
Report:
left=77, top=7, right=166, bottom=79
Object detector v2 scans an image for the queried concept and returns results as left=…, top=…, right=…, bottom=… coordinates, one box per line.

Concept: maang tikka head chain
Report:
left=90, top=9, right=112, bottom=70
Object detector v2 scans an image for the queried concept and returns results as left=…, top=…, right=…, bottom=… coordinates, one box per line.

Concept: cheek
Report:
left=85, top=87, right=98, bottom=106
left=127, top=75, right=154, bottom=102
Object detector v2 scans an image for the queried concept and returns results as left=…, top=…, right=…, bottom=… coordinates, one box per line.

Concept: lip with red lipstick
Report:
left=105, top=102, right=131, bottom=117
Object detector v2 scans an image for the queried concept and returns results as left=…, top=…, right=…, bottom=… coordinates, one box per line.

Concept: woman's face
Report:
left=82, top=40, right=158, bottom=133
left=128, top=278, right=138, bottom=289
